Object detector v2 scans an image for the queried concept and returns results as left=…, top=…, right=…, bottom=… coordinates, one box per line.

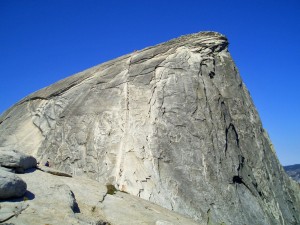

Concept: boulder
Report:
left=0, top=169, right=27, bottom=199
left=0, top=149, right=37, bottom=173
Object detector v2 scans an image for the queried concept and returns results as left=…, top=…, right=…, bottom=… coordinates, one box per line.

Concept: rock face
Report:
left=0, top=169, right=27, bottom=199
left=284, top=164, right=300, bottom=183
left=0, top=32, right=299, bottom=224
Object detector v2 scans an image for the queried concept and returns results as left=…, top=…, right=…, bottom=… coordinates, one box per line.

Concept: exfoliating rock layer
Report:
left=1, top=32, right=299, bottom=225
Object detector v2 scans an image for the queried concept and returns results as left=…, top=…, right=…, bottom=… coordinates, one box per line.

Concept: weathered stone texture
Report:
left=0, top=32, right=299, bottom=224
left=0, top=168, right=201, bottom=225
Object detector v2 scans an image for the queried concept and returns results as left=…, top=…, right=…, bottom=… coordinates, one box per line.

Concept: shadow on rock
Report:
left=24, top=190, right=35, bottom=200
left=0, top=190, right=35, bottom=203
left=71, top=191, right=80, bottom=213
left=23, top=167, right=37, bottom=174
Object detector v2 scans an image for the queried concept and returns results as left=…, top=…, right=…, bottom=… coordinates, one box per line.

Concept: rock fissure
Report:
left=18, top=73, right=94, bottom=106
left=224, top=123, right=240, bottom=155
left=0, top=203, right=29, bottom=223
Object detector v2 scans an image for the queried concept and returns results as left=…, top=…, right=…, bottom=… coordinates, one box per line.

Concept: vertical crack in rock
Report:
left=237, top=155, right=245, bottom=176
left=148, top=66, right=166, bottom=118
left=224, top=123, right=240, bottom=155
left=199, top=61, right=215, bottom=137
left=115, top=69, right=130, bottom=185
left=232, top=164, right=251, bottom=194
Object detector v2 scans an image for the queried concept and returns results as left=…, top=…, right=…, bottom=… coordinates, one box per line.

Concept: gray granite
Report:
left=0, top=149, right=37, bottom=173
left=0, top=31, right=299, bottom=225
left=0, top=169, right=27, bottom=199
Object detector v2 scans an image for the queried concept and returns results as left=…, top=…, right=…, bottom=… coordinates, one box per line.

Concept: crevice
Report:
left=62, top=156, right=70, bottom=162
left=97, top=80, right=129, bottom=90
left=198, top=60, right=219, bottom=157
left=208, top=71, right=215, bottom=79
left=37, top=166, right=72, bottom=177
left=237, top=155, right=245, bottom=175
left=170, top=202, right=174, bottom=211
left=224, top=123, right=240, bottom=155
left=232, top=175, right=258, bottom=197
left=0, top=203, right=29, bottom=223
left=138, top=189, right=144, bottom=197
left=220, top=101, right=227, bottom=124
left=191, top=64, right=202, bottom=118
left=232, top=175, right=243, bottom=184
left=99, top=192, right=108, bottom=203
left=251, top=180, right=263, bottom=197
left=114, top=64, right=131, bottom=182
left=129, top=47, right=173, bottom=65
left=17, top=96, right=49, bottom=106
left=209, top=41, right=228, bottom=53
left=206, top=208, right=211, bottom=225
left=126, top=82, right=130, bottom=111
left=19, top=81, right=83, bottom=105
left=200, top=70, right=209, bottom=107
left=159, top=82, right=167, bottom=116
left=70, top=191, right=81, bottom=213
left=147, top=67, right=166, bottom=117
left=224, top=128, right=229, bottom=155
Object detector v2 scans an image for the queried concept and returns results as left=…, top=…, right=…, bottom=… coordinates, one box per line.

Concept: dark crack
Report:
left=225, top=123, right=239, bottom=155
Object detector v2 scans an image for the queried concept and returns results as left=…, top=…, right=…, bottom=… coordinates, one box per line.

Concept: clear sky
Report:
left=0, top=0, right=299, bottom=166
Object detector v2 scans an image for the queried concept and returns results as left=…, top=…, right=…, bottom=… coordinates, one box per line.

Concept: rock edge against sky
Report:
left=0, top=32, right=299, bottom=225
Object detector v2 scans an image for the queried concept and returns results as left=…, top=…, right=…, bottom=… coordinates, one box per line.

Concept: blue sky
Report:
left=0, top=0, right=299, bottom=165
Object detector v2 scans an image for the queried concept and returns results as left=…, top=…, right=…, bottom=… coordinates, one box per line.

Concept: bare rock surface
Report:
left=0, top=168, right=201, bottom=225
left=0, top=201, right=29, bottom=223
left=0, top=169, right=27, bottom=199
left=0, top=31, right=300, bottom=224
left=0, top=166, right=15, bottom=173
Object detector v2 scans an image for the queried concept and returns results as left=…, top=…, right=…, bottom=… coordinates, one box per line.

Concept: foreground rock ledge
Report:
left=0, top=169, right=200, bottom=225
left=0, top=31, right=299, bottom=225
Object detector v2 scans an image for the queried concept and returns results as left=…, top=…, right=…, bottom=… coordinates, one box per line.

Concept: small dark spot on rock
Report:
left=209, top=71, right=215, bottom=79
left=232, top=176, right=243, bottom=184
left=106, top=184, right=117, bottom=195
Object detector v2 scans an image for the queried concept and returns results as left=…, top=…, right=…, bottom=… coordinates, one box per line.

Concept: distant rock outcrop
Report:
left=0, top=31, right=300, bottom=225
left=284, top=164, right=300, bottom=183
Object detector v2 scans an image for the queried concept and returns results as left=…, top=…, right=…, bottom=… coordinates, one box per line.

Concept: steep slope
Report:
left=0, top=32, right=299, bottom=225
